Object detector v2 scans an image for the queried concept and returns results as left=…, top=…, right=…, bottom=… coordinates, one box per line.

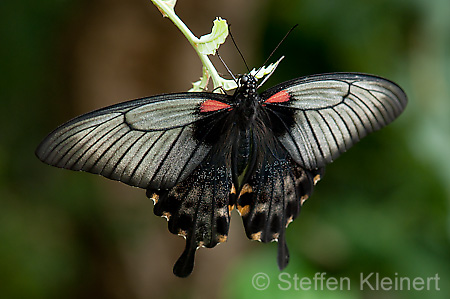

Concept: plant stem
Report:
left=150, top=0, right=222, bottom=89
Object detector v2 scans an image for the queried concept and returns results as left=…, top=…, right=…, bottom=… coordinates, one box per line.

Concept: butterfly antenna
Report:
left=229, top=26, right=250, bottom=73
left=259, top=24, right=298, bottom=71
left=217, top=50, right=237, bottom=83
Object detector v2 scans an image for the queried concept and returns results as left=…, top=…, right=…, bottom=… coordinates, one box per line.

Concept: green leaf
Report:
left=189, top=57, right=284, bottom=93
left=188, top=67, right=211, bottom=92
left=216, top=78, right=238, bottom=91
left=250, top=56, right=284, bottom=80
left=196, top=17, right=229, bottom=55
left=189, top=77, right=237, bottom=93
left=189, top=67, right=210, bottom=92
left=189, top=79, right=205, bottom=92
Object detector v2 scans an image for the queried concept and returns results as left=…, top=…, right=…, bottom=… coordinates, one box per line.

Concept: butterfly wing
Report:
left=236, top=132, right=324, bottom=270
left=260, top=73, right=407, bottom=170
left=148, top=142, right=234, bottom=277
left=145, top=102, right=239, bottom=277
left=35, top=92, right=232, bottom=190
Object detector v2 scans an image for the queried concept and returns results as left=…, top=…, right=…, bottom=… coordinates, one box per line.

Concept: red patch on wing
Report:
left=264, top=90, right=290, bottom=104
left=200, top=100, right=231, bottom=113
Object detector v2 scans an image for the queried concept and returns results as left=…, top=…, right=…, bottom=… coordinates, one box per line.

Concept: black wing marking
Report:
left=261, top=73, right=407, bottom=169
left=147, top=143, right=233, bottom=277
left=35, top=92, right=231, bottom=189
left=236, top=135, right=323, bottom=270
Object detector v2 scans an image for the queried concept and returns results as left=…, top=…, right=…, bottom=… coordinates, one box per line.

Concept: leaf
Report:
left=250, top=56, right=285, bottom=80
left=189, top=76, right=237, bottom=93
left=189, top=67, right=210, bottom=92
left=189, top=80, right=204, bottom=92
left=197, top=18, right=229, bottom=55
left=190, top=57, right=284, bottom=93
left=189, top=77, right=237, bottom=93
left=216, top=78, right=238, bottom=91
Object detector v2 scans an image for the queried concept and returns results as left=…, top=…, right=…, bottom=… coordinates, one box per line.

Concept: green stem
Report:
left=150, top=0, right=222, bottom=89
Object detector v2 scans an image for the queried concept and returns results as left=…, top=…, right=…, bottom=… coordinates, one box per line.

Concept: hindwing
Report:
left=147, top=142, right=233, bottom=277
left=236, top=133, right=323, bottom=270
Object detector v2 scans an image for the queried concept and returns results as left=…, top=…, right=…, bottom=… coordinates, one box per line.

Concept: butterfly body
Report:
left=36, top=72, right=407, bottom=277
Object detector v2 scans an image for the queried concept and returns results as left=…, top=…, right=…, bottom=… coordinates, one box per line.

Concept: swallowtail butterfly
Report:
left=36, top=71, right=407, bottom=277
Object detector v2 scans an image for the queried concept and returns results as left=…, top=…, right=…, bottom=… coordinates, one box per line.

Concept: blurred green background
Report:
left=1, top=0, right=449, bottom=298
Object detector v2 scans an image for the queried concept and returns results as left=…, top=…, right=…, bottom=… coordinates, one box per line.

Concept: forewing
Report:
left=261, top=73, right=407, bottom=169
left=35, top=92, right=232, bottom=189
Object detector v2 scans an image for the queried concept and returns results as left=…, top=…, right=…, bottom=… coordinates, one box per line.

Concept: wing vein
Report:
left=303, top=111, right=326, bottom=163
left=265, top=108, right=307, bottom=167
left=73, top=122, right=127, bottom=170
left=129, top=131, right=167, bottom=184
left=145, top=126, right=187, bottom=187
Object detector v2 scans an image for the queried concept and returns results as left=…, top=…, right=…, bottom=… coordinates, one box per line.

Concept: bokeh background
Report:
left=1, top=0, right=449, bottom=298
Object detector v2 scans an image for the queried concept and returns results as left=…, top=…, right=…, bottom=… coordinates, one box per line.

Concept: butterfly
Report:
left=36, top=71, right=407, bottom=277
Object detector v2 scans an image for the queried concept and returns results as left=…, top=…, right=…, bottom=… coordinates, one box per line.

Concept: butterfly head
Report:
left=238, top=74, right=257, bottom=98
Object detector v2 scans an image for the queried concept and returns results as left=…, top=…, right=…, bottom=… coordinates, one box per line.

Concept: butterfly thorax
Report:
left=233, top=74, right=259, bottom=130
left=232, top=74, right=261, bottom=190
